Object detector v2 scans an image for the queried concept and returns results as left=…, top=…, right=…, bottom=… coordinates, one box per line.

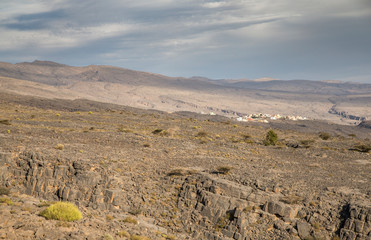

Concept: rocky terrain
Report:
left=1, top=60, right=371, bottom=125
left=0, top=92, right=370, bottom=240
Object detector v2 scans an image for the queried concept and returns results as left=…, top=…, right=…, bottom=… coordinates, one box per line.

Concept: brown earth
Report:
left=0, top=92, right=370, bottom=240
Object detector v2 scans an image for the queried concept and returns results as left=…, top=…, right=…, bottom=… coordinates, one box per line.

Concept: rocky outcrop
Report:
left=340, top=201, right=371, bottom=240
left=0, top=150, right=126, bottom=211
left=358, top=120, right=371, bottom=129
left=177, top=173, right=303, bottom=239
left=1, top=151, right=370, bottom=240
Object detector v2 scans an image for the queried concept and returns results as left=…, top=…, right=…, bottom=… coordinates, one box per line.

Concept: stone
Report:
left=297, top=221, right=311, bottom=239
left=264, top=201, right=298, bottom=218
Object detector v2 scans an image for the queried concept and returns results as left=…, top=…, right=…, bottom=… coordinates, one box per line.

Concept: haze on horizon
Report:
left=1, top=0, right=371, bottom=83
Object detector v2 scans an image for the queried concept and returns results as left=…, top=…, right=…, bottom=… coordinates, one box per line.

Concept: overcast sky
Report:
left=1, top=0, right=371, bottom=82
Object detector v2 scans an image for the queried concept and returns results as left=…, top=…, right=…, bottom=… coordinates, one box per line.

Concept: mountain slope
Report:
left=0, top=60, right=370, bottom=124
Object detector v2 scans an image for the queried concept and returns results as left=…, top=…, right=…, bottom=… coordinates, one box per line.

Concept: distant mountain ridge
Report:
left=0, top=60, right=370, bottom=124
left=216, top=79, right=371, bottom=95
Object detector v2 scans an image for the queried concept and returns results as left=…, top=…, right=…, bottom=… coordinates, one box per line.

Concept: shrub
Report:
left=319, top=132, right=331, bottom=140
left=55, top=144, right=64, bottom=150
left=40, top=202, right=82, bottom=221
left=106, top=214, right=114, bottom=221
left=123, top=216, right=138, bottom=224
left=216, top=166, right=233, bottom=175
left=117, top=231, right=130, bottom=238
left=104, top=234, right=114, bottom=240
left=263, top=130, right=278, bottom=146
left=128, top=207, right=142, bottom=216
left=196, top=131, right=207, bottom=137
left=351, top=144, right=371, bottom=153
left=0, top=186, right=10, bottom=195
left=117, top=125, right=133, bottom=133
left=0, top=197, right=13, bottom=205
left=0, top=119, right=11, bottom=125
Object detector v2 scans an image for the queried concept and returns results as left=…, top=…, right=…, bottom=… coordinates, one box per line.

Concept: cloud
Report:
left=0, top=0, right=370, bottom=82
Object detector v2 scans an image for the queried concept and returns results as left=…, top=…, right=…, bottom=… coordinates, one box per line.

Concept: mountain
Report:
left=216, top=79, right=371, bottom=95
left=0, top=60, right=370, bottom=124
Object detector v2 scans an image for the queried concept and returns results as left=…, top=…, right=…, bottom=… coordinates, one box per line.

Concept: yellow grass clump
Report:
left=40, top=202, right=82, bottom=221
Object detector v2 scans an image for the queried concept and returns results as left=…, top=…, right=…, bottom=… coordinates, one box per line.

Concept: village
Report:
left=235, top=113, right=308, bottom=123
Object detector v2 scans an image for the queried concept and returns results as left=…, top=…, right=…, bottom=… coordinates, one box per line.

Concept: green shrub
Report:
left=40, top=202, right=82, bottom=221
left=263, top=130, right=278, bottom=146
left=319, top=132, right=331, bottom=140
left=0, top=197, right=13, bottom=205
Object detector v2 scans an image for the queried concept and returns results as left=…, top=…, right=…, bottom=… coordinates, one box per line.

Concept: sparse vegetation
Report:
left=117, top=230, right=130, bottom=238
left=350, top=144, right=371, bottom=153
left=263, top=129, right=278, bottom=146
left=0, top=119, right=11, bottom=125
left=319, top=132, right=331, bottom=140
left=104, top=234, right=114, bottom=240
left=0, top=197, right=13, bottom=205
left=300, top=139, right=315, bottom=147
left=243, top=205, right=254, bottom=213
left=128, top=207, right=142, bottom=216
left=143, top=143, right=151, bottom=147
left=0, top=84, right=370, bottom=240
left=106, top=214, right=114, bottom=221
left=39, top=202, right=82, bottom=221
left=152, top=129, right=169, bottom=136
left=55, top=144, right=64, bottom=150
left=216, top=166, right=233, bottom=174
left=215, top=212, right=234, bottom=231
left=122, top=216, right=138, bottom=224
left=196, top=131, right=207, bottom=137
left=0, top=186, right=10, bottom=195
left=312, top=221, right=321, bottom=231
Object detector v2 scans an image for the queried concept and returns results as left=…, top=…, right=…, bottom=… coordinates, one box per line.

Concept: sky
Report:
left=1, top=0, right=371, bottom=83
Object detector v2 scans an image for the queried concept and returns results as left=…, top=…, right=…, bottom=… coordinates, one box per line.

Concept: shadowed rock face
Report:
left=1, top=151, right=370, bottom=240
left=359, top=120, right=371, bottom=129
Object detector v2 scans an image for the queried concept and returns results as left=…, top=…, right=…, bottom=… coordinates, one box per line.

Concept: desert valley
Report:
left=0, top=61, right=370, bottom=240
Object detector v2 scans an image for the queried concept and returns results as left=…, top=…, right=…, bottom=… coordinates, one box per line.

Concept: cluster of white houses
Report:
left=236, top=113, right=307, bottom=123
